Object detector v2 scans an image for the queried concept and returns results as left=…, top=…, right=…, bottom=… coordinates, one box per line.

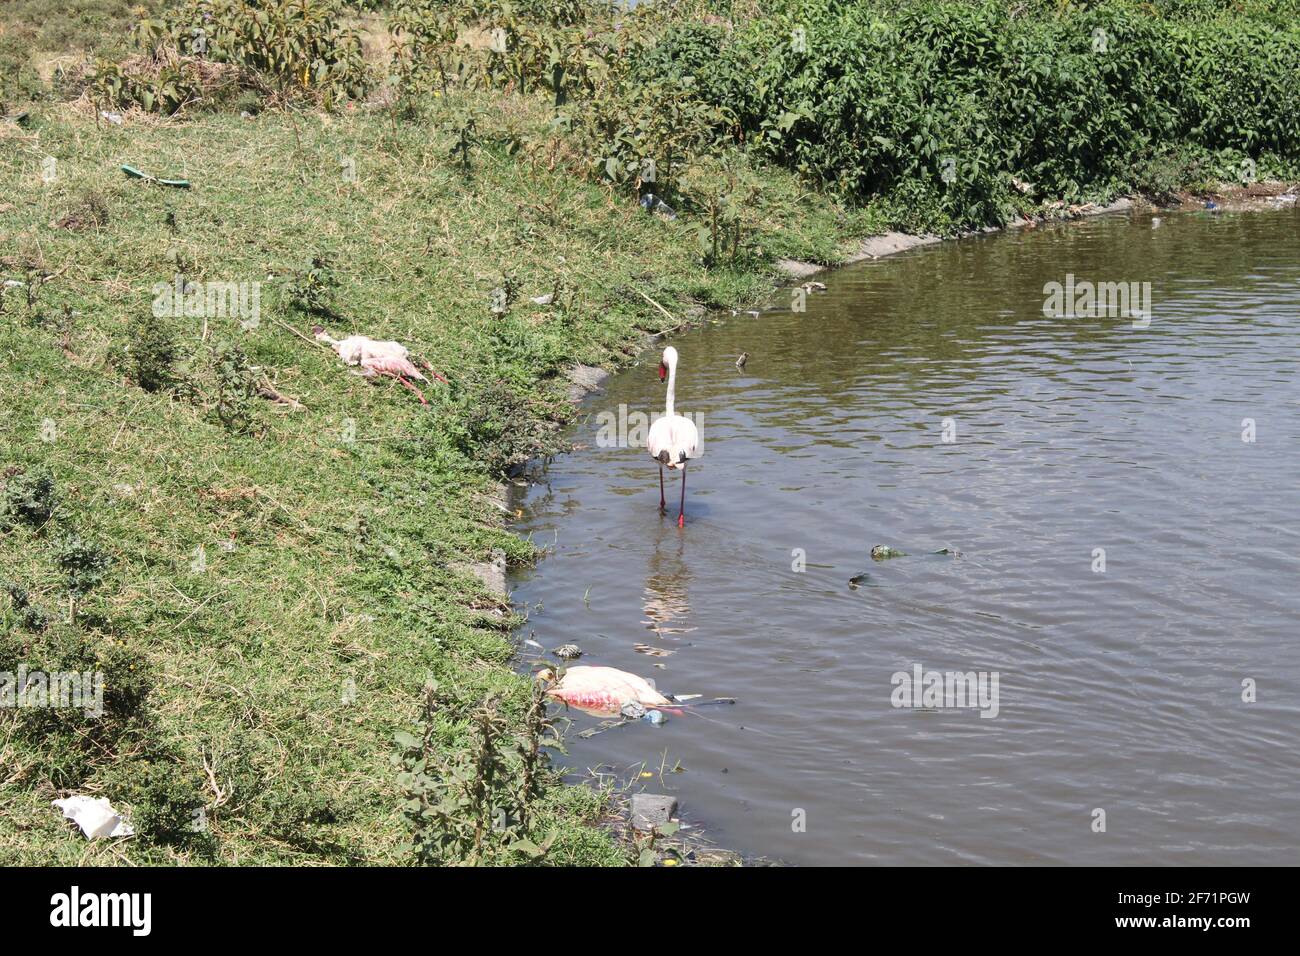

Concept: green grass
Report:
left=0, top=92, right=879, bottom=864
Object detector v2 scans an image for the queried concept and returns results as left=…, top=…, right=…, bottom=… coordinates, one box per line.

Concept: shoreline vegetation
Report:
left=1, top=0, right=1297, bottom=866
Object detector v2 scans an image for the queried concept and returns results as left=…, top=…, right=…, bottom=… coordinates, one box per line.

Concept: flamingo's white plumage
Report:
left=538, top=665, right=671, bottom=717
left=647, top=346, right=699, bottom=527
left=313, top=326, right=446, bottom=403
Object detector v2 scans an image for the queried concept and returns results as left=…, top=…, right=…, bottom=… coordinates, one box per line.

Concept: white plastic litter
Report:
left=52, top=796, right=134, bottom=839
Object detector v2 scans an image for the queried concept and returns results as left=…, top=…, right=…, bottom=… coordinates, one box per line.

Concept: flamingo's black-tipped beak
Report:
left=657, top=362, right=667, bottom=383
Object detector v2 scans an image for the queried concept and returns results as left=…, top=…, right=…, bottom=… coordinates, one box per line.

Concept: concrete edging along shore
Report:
left=775, top=198, right=1133, bottom=279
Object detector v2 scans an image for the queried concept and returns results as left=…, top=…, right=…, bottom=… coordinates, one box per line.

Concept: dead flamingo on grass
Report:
left=312, top=326, right=447, bottom=404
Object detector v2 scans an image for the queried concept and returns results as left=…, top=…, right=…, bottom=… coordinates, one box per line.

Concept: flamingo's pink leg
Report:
left=386, top=372, right=428, bottom=405
left=402, top=379, right=429, bottom=405
left=419, top=358, right=449, bottom=384
left=678, top=465, right=686, bottom=528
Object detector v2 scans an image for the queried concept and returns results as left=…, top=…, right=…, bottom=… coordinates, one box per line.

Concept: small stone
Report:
left=631, top=793, right=678, bottom=832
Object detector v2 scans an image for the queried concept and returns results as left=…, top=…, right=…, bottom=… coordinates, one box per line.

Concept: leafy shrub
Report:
left=286, top=255, right=340, bottom=317
left=396, top=679, right=562, bottom=865
left=1, top=466, right=58, bottom=527
left=115, top=311, right=181, bottom=393
left=567, top=0, right=1300, bottom=231
left=169, top=0, right=372, bottom=108
left=93, top=53, right=209, bottom=115
left=92, top=0, right=372, bottom=112
left=211, top=343, right=259, bottom=435
left=53, top=533, right=112, bottom=625
left=0, top=621, right=153, bottom=788
left=4, top=583, right=51, bottom=633
left=117, top=757, right=217, bottom=853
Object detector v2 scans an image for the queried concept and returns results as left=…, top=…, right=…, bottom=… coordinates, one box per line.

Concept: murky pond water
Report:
left=511, top=207, right=1300, bottom=865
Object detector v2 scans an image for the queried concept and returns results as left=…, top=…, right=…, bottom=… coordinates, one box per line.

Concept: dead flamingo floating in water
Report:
left=646, top=346, right=700, bottom=527
left=312, top=325, right=446, bottom=403
left=537, top=665, right=672, bottom=717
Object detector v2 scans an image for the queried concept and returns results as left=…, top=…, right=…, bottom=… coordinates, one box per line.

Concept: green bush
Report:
left=114, top=756, right=216, bottom=853
left=168, top=0, right=372, bottom=107
left=115, top=312, right=181, bottom=393
left=91, top=0, right=372, bottom=113
left=649, top=0, right=1300, bottom=230
left=1, top=466, right=59, bottom=528
left=0, top=622, right=153, bottom=788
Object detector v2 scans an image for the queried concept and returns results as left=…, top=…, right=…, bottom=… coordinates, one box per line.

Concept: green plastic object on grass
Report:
left=121, top=164, right=190, bottom=188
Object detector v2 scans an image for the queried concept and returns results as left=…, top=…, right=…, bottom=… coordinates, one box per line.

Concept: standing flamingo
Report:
left=647, top=346, right=700, bottom=527
left=312, top=326, right=446, bottom=404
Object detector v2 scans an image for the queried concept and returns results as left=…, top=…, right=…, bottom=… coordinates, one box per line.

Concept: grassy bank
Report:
left=2, top=0, right=1297, bottom=865
left=0, top=95, right=874, bottom=868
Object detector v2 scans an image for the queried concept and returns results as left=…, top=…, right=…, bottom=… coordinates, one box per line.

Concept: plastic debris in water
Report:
left=643, top=710, right=667, bottom=725
left=633, top=643, right=673, bottom=657
left=52, top=796, right=134, bottom=839
left=871, top=545, right=907, bottom=560
left=848, top=572, right=870, bottom=589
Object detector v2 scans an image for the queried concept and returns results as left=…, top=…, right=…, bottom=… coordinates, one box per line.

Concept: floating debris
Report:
left=634, top=643, right=673, bottom=657
left=871, top=545, right=907, bottom=560
left=931, top=547, right=963, bottom=557
left=551, top=643, right=583, bottom=660
left=735, top=351, right=748, bottom=369
left=801, top=281, right=827, bottom=293
left=848, top=572, right=871, bottom=589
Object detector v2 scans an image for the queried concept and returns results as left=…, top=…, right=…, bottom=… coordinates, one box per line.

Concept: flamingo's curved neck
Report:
left=664, top=357, right=677, bottom=418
